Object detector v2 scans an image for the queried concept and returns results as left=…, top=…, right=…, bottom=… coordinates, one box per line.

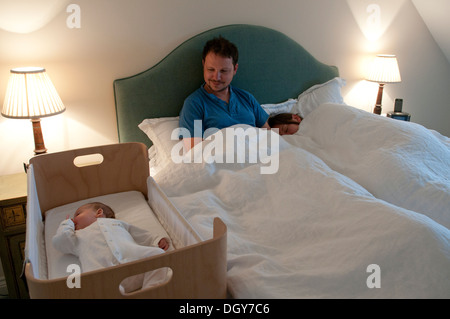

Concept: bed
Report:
left=114, top=24, right=450, bottom=298
left=24, top=143, right=227, bottom=299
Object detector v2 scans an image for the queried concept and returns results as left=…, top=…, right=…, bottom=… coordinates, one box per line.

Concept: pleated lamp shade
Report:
left=2, top=67, right=65, bottom=154
left=366, top=55, right=401, bottom=84
left=2, top=67, right=65, bottom=119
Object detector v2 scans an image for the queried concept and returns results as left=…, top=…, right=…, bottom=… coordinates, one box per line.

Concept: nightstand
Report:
left=0, top=173, right=29, bottom=299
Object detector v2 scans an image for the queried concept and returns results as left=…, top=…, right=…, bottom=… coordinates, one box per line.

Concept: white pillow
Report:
left=293, top=77, right=346, bottom=118
left=261, top=98, right=298, bottom=116
left=138, top=117, right=181, bottom=172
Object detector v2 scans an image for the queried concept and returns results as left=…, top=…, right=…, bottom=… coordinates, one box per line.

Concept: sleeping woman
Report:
left=268, top=113, right=302, bottom=135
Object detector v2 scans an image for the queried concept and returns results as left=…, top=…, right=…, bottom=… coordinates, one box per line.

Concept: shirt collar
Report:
left=201, top=83, right=234, bottom=105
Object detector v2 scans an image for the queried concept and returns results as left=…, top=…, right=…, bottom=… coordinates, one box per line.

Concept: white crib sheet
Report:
left=44, top=191, right=172, bottom=279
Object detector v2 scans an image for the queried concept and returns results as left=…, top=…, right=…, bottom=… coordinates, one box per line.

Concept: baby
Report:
left=52, top=202, right=171, bottom=293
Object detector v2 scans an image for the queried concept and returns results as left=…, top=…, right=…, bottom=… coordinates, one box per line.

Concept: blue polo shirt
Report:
left=179, top=84, right=269, bottom=138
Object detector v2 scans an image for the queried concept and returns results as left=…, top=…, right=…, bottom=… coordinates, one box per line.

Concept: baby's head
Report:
left=72, top=202, right=115, bottom=230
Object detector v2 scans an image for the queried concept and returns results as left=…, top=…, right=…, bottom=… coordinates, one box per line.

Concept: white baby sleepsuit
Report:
left=53, top=218, right=170, bottom=292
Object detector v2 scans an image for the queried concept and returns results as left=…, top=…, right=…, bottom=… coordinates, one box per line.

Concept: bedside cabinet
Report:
left=0, top=173, right=29, bottom=299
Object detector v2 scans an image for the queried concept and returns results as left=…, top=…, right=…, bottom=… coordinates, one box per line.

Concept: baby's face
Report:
left=73, top=205, right=102, bottom=230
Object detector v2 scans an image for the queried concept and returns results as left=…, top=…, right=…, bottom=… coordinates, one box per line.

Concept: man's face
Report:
left=203, top=52, right=238, bottom=94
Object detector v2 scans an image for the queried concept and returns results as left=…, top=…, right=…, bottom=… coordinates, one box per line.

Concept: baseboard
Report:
left=0, top=277, right=8, bottom=296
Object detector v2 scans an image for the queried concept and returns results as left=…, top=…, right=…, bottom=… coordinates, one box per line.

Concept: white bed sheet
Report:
left=286, top=103, right=450, bottom=229
left=152, top=111, right=450, bottom=298
left=44, top=191, right=172, bottom=279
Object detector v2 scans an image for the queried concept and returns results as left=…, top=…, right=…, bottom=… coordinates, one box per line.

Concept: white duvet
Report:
left=287, top=103, right=450, bottom=229
left=153, top=103, right=450, bottom=298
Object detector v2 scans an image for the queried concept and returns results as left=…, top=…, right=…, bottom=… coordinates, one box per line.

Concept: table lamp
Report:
left=2, top=67, right=65, bottom=154
left=366, top=55, right=401, bottom=115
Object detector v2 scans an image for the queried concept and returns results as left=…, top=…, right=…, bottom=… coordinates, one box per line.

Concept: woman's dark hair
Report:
left=268, top=113, right=302, bottom=127
left=202, top=36, right=239, bottom=66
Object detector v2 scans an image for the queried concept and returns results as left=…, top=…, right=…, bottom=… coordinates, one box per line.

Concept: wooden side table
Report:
left=0, top=173, right=29, bottom=299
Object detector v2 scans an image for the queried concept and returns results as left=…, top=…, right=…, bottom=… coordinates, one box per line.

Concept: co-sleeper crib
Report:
left=24, top=142, right=227, bottom=299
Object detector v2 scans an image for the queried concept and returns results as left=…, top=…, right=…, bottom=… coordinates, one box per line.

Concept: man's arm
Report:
left=183, top=137, right=203, bottom=152
left=261, top=121, right=270, bottom=129
left=179, top=94, right=204, bottom=152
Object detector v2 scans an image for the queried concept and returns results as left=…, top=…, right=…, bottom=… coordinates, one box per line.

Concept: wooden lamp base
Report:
left=373, top=83, right=385, bottom=115
left=31, top=118, right=47, bottom=155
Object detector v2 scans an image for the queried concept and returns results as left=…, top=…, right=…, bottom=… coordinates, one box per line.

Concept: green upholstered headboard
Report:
left=114, top=24, right=339, bottom=147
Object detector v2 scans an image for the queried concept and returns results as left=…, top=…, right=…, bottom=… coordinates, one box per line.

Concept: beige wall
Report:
left=1, top=0, right=450, bottom=176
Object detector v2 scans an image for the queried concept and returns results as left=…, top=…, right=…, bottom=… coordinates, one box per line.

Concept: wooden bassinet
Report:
left=24, top=142, right=227, bottom=299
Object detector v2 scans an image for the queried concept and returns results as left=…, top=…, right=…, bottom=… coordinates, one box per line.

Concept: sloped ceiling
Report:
left=412, top=0, right=450, bottom=64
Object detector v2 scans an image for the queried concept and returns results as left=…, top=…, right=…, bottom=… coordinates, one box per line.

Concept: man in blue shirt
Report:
left=179, top=36, right=270, bottom=150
